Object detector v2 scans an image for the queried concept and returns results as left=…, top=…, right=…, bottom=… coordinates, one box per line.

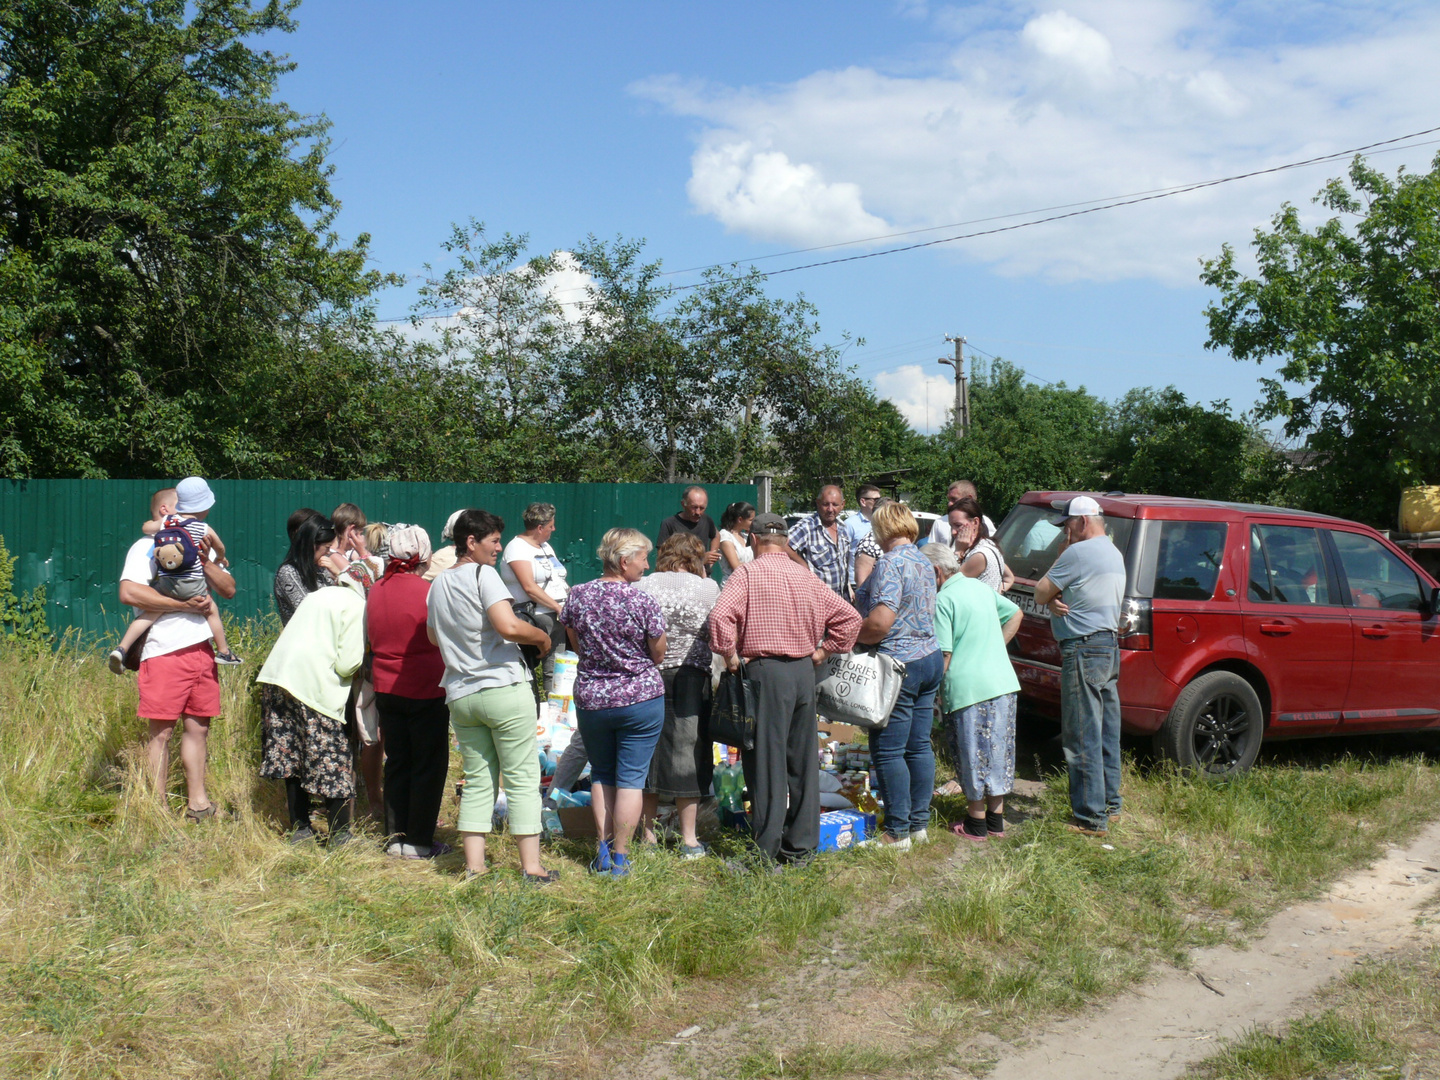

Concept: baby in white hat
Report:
left=109, top=477, right=242, bottom=673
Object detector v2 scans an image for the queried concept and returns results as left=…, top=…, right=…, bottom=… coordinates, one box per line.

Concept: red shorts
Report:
left=137, top=641, right=221, bottom=721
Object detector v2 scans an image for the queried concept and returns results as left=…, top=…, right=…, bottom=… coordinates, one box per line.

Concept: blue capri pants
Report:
left=575, top=694, right=666, bottom=789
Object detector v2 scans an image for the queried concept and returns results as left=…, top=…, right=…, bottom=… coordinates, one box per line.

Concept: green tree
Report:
left=1201, top=153, right=1440, bottom=525
left=1100, top=387, right=1288, bottom=504
left=907, top=360, right=1110, bottom=518
left=0, top=0, right=387, bottom=478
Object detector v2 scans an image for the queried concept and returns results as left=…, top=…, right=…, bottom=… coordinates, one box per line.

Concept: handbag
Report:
left=711, top=662, right=758, bottom=750
left=815, top=649, right=906, bottom=730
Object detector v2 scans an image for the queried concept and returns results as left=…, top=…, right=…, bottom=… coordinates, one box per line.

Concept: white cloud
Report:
left=873, top=364, right=959, bottom=432
left=687, top=139, right=890, bottom=246
left=634, top=1, right=1440, bottom=283
left=1021, top=10, right=1113, bottom=75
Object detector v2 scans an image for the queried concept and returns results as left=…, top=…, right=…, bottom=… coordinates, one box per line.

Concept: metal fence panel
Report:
left=0, top=480, right=757, bottom=642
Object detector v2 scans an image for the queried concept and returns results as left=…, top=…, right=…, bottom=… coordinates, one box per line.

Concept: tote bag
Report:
left=815, top=649, right=906, bottom=730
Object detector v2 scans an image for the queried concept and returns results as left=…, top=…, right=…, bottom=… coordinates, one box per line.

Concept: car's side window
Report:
left=1249, top=525, right=1333, bottom=605
left=1155, top=521, right=1227, bottom=600
left=1329, top=531, right=1425, bottom=612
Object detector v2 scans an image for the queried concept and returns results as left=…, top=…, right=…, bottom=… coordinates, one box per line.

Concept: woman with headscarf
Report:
left=423, top=510, right=463, bottom=582
left=367, top=525, right=450, bottom=858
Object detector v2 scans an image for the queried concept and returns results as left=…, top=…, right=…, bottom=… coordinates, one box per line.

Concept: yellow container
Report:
left=1399, top=486, right=1440, bottom=534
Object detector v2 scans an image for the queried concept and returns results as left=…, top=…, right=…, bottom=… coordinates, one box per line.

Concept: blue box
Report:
left=817, top=809, right=877, bottom=852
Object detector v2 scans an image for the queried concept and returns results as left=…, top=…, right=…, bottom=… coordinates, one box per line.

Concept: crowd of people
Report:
left=116, top=475, right=1122, bottom=878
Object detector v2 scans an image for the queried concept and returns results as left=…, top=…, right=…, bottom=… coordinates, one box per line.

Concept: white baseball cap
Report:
left=1049, top=494, right=1101, bottom=525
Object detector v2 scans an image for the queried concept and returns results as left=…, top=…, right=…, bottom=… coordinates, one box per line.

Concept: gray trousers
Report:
left=551, top=727, right=588, bottom=792
left=740, top=656, right=820, bottom=861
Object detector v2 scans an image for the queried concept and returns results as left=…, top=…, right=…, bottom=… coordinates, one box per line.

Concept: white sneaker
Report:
left=910, top=828, right=929, bottom=845
left=108, top=649, right=125, bottom=675
left=877, top=834, right=912, bottom=852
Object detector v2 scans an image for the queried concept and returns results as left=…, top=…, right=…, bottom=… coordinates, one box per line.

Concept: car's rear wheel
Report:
left=1154, top=671, right=1264, bottom=776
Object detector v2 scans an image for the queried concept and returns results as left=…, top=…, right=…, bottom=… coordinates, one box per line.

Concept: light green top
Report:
left=934, top=573, right=1022, bottom=712
left=257, top=586, right=366, bottom=720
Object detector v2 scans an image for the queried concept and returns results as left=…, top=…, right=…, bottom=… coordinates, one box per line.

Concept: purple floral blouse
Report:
left=558, top=580, right=667, bottom=710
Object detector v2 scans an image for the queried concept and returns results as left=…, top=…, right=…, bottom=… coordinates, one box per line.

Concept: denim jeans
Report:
left=869, top=648, right=944, bottom=839
left=1059, top=631, right=1122, bottom=830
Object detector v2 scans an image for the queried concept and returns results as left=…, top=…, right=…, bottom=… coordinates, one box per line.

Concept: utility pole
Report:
left=937, top=335, right=970, bottom=436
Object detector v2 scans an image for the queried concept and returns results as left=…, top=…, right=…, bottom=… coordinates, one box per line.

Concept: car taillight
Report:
left=1118, top=597, right=1152, bottom=650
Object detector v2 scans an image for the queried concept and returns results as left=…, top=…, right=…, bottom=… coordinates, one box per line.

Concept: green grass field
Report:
left=3, top=627, right=1440, bottom=1079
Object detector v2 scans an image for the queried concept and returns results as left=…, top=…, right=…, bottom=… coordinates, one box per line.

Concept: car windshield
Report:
left=995, top=502, right=1134, bottom=582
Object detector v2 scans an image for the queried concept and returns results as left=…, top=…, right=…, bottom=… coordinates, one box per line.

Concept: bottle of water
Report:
left=541, top=805, right=562, bottom=838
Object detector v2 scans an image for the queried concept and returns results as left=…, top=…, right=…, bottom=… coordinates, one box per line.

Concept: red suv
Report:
left=993, top=492, right=1440, bottom=775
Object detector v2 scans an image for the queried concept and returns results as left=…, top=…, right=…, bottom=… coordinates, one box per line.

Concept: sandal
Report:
left=184, top=803, right=216, bottom=824
left=523, top=869, right=561, bottom=885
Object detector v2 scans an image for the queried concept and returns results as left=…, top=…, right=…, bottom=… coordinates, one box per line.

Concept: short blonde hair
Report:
left=364, top=522, right=387, bottom=553
left=871, top=501, right=919, bottom=546
left=597, top=527, right=652, bottom=575
left=656, top=532, right=706, bottom=576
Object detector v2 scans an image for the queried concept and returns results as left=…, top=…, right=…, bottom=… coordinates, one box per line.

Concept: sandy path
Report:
left=986, top=819, right=1440, bottom=1080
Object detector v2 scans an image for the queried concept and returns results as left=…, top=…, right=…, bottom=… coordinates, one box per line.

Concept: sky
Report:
left=265, top=1, right=1440, bottom=435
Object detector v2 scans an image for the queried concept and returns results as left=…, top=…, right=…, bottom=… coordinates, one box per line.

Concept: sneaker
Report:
left=327, top=830, right=354, bottom=848
left=910, top=828, right=930, bottom=845
left=290, top=825, right=317, bottom=845
left=402, top=841, right=451, bottom=859
left=680, top=842, right=710, bottom=861
left=1067, top=819, right=1107, bottom=837
left=385, top=841, right=406, bottom=857
left=215, top=651, right=243, bottom=666
left=107, top=648, right=125, bottom=675
left=876, top=833, right=912, bottom=852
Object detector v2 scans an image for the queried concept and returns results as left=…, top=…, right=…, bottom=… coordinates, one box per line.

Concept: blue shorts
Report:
left=575, top=694, right=665, bottom=789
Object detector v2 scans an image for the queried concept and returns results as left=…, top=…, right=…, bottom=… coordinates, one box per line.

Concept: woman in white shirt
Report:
left=499, top=502, right=570, bottom=695
left=716, top=501, right=755, bottom=583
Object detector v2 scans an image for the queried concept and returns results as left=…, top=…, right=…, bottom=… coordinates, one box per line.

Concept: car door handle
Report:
left=1360, top=625, right=1390, bottom=639
left=1259, top=622, right=1292, bottom=635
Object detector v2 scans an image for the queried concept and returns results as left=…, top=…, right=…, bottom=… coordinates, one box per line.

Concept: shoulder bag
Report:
left=815, top=649, right=906, bottom=730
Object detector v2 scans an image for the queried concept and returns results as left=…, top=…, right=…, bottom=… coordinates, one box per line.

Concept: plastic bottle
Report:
left=541, top=806, right=563, bottom=837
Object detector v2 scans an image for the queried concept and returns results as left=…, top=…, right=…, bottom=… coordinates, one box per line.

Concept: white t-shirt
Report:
left=426, top=562, right=528, bottom=702
left=716, top=529, right=753, bottom=582
left=120, top=536, right=214, bottom=661
left=499, top=536, right=569, bottom=604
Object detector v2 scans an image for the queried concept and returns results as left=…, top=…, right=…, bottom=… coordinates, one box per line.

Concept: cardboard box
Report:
left=555, top=806, right=599, bottom=838
left=817, top=809, right=877, bottom=852
left=818, top=720, right=865, bottom=745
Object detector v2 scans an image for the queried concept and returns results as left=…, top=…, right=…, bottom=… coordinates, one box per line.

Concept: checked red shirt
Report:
left=709, top=551, right=861, bottom=660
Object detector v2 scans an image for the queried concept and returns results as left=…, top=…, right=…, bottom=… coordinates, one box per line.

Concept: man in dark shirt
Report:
left=657, top=485, right=721, bottom=567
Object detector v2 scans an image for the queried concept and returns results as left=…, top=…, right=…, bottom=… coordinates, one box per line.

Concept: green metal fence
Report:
left=0, top=480, right=757, bottom=643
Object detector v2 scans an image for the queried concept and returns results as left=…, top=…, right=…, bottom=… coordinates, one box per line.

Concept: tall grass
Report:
left=2, top=636, right=1439, bottom=1078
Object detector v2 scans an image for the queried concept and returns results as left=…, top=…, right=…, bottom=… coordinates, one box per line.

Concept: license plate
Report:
left=1007, top=590, right=1050, bottom=619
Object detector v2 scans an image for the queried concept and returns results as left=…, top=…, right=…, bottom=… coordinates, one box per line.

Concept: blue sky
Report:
left=267, top=1, right=1440, bottom=434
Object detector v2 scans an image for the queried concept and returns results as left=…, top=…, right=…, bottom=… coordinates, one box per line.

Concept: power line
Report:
left=664, top=126, right=1440, bottom=291
left=374, top=125, right=1440, bottom=322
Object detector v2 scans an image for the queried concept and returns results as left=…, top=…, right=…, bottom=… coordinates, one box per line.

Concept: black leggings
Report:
left=286, top=778, right=351, bottom=835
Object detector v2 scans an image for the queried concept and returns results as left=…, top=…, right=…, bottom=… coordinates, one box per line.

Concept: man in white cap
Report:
left=1032, top=495, right=1126, bottom=835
